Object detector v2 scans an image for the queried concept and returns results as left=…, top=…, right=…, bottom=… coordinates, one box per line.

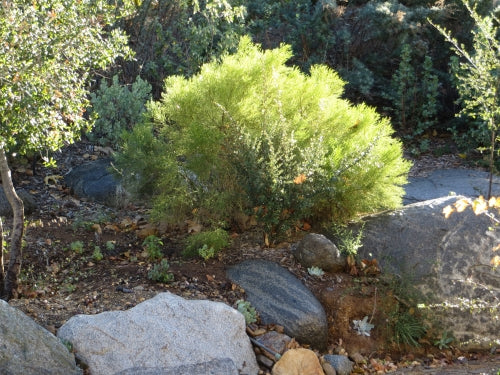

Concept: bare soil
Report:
left=4, top=137, right=500, bottom=374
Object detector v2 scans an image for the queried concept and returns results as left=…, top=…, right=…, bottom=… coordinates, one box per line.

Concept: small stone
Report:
left=0, top=299, right=80, bottom=375
left=293, top=233, right=346, bottom=273
left=321, top=361, right=337, bottom=375
left=272, top=348, right=325, bottom=375
left=256, top=331, right=292, bottom=355
left=247, top=327, right=267, bottom=337
left=322, top=355, right=353, bottom=375
left=227, top=260, right=328, bottom=350
left=349, top=352, right=366, bottom=364
left=57, top=292, right=258, bottom=374
left=257, top=354, right=275, bottom=369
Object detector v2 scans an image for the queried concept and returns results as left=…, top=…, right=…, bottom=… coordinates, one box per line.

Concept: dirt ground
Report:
left=4, top=138, right=500, bottom=374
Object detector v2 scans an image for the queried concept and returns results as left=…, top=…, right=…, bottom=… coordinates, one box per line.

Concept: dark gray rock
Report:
left=293, top=233, right=345, bottom=272
left=226, top=259, right=328, bottom=350
left=0, top=299, right=80, bottom=375
left=355, top=196, right=500, bottom=350
left=0, top=187, right=37, bottom=217
left=115, top=358, right=238, bottom=375
left=64, top=158, right=126, bottom=207
left=57, top=292, right=258, bottom=375
left=404, top=168, right=500, bottom=204
left=255, top=331, right=292, bottom=356
left=323, top=354, right=354, bottom=375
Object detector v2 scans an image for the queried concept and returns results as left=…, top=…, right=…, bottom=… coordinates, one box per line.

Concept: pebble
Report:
left=257, top=354, right=275, bottom=369
left=255, top=331, right=292, bottom=356
left=321, top=361, right=337, bottom=375
left=349, top=352, right=366, bottom=364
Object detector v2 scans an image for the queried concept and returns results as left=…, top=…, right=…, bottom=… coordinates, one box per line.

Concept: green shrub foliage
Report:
left=386, top=43, right=440, bottom=135
left=108, top=0, right=498, bottom=153
left=182, top=229, right=230, bottom=259
left=87, top=75, right=152, bottom=147
left=117, top=38, right=410, bottom=237
left=117, top=0, right=246, bottom=97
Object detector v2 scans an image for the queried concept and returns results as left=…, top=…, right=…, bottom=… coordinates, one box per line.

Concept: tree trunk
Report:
left=0, top=216, right=4, bottom=289
left=488, top=123, right=496, bottom=200
left=0, top=148, right=24, bottom=301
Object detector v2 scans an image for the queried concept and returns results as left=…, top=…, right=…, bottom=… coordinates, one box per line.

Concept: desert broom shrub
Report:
left=116, top=37, right=411, bottom=238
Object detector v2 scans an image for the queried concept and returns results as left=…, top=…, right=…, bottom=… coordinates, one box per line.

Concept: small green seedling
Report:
left=63, top=283, right=76, bottom=293
left=434, top=331, right=454, bottom=349
left=69, top=241, right=84, bottom=254
left=105, top=241, right=115, bottom=251
left=143, top=235, right=163, bottom=260
left=92, top=246, right=103, bottom=261
left=236, top=299, right=258, bottom=325
left=353, top=316, right=374, bottom=336
left=307, top=266, right=325, bottom=277
left=198, top=244, right=216, bottom=261
left=148, top=259, right=174, bottom=283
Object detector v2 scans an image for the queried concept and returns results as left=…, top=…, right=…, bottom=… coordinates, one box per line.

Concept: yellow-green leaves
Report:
left=443, top=195, right=500, bottom=268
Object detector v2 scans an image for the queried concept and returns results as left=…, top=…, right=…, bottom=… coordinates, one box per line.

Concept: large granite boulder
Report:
left=0, top=299, right=80, bottom=375
left=227, top=259, right=328, bottom=350
left=355, top=196, right=500, bottom=349
left=57, top=292, right=258, bottom=375
left=114, top=359, right=239, bottom=375
left=404, top=168, right=500, bottom=204
left=293, top=233, right=346, bottom=273
left=64, top=158, right=126, bottom=207
left=0, top=187, right=37, bottom=217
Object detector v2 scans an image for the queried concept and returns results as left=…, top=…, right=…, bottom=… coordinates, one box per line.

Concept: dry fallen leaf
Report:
left=136, top=223, right=158, bottom=239
left=264, top=233, right=270, bottom=247
left=91, top=223, right=102, bottom=235
left=349, top=265, right=359, bottom=276
left=293, top=173, right=307, bottom=184
left=44, top=174, right=63, bottom=185
left=120, top=217, right=134, bottom=227
left=104, top=224, right=120, bottom=233
left=186, top=219, right=202, bottom=234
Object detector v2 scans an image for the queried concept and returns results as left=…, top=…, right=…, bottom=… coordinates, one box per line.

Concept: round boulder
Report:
left=293, top=233, right=345, bottom=273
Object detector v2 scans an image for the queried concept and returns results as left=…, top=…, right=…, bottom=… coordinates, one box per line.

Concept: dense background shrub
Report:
left=117, top=0, right=246, bottom=97
left=115, top=38, right=410, bottom=237
left=99, top=0, right=499, bottom=158
left=87, top=75, right=152, bottom=147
